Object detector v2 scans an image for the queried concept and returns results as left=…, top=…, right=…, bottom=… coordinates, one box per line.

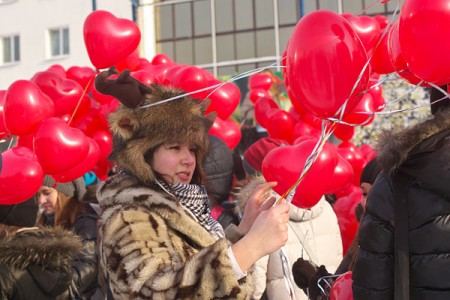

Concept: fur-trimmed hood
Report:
left=376, top=108, right=450, bottom=176
left=0, top=227, right=82, bottom=296
left=0, top=227, right=81, bottom=269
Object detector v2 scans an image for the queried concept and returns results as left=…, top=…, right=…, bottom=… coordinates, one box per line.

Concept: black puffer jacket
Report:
left=0, top=227, right=82, bottom=299
left=203, top=135, right=234, bottom=204
left=352, top=108, right=450, bottom=300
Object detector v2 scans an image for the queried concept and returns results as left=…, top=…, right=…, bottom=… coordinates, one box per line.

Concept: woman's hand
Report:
left=232, top=200, right=290, bottom=271
left=238, top=181, right=278, bottom=235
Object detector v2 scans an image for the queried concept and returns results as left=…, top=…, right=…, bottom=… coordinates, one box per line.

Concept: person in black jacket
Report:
left=0, top=197, right=82, bottom=299
left=352, top=86, right=450, bottom=299
left=203, top=135, right=241, bottom=228
left=36, top=175, right=102, bottom=300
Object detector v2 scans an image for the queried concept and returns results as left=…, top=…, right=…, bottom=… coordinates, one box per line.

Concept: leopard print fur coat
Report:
left=97, top=174, right=253, bottom=299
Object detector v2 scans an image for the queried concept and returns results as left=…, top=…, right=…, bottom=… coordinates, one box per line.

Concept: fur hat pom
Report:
left=95, top=70, right=217, bottom=184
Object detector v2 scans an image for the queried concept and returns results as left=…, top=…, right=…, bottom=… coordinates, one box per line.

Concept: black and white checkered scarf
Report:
left=156, top=179, right=224, bottom=239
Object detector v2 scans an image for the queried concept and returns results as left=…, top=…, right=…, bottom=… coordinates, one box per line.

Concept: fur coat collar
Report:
left=376, top=108, right=450, bottom=196
left=0, top=227, right=81, bottom=296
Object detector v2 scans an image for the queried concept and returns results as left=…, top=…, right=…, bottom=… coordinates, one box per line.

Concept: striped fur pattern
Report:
left=97, top=174, right=253, bottom=299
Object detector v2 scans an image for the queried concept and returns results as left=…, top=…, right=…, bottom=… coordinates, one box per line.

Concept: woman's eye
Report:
left=190, top=147, right=197, bottom=153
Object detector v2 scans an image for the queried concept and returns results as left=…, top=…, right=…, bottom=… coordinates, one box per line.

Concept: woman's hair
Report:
left=36, top=191, right=86, bottom=229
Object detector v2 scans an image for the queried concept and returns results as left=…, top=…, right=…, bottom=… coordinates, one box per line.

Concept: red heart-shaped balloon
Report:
left=4, top=80, right=55, bottom=136
left=0, top=146, right=44, bottom=205
left=208, top=118, right=242, bottom=150
left=334, top=190, right=361, bottom=254
left=52, top=137, right=100, bottom=182
left=249, top=88, right=271, bottom=104
left=66, top=66, right=96, bottom=92
left=249, top=73, right=273, bottom=91
left=83, top=10, right=141, bottom=69
left=32, top=71, right=86, bottom=117
left=286, top=10, right=370, bottom=119
left=92, top=130, right=113, bottom=161
left=254, top=96, right=279, bottom=128
left=262, top=139, right=338, bottom=208
left=0, top=90, right=9, bottom=139
left=337, top=141, right=366, bottom=186
left=265, top=109, right=296, bottom=144
left=206, top=80, right=241, bottom=120
left=34, top=117, right=90, bottom=174
left=347, top=15, right=381, bottom=54
left=330, top=271, right=354, bottom=300
left=325, top=153, right=354, bottom=195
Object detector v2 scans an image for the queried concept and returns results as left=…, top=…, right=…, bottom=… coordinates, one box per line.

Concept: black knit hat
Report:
left=429, top=85, right=450, bottom=116
left=0, top=197, right=39, bottom=227
left=42, top=175, right=86, bottom=200
left=360, top=158, right=382, bottom=185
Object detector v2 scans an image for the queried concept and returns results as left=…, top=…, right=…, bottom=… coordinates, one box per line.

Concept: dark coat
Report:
left=70, top=203, right=101, bottom=299
left=352, top=108, right=450, bottom=300
left=41, top=203, right=101, bottom=300
left=0, top=227, right=82, bottom=300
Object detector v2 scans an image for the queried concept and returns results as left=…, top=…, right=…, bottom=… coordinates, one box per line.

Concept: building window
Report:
left=1, top=35, right=20, bottom=64
left=48, top=27, right=69, bottom=58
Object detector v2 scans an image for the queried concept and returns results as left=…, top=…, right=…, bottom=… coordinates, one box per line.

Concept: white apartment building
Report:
left=0, top=0, right=133, bottom=90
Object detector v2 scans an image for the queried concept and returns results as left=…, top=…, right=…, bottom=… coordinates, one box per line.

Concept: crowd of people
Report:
left=0, top=69, right=449, bottom=300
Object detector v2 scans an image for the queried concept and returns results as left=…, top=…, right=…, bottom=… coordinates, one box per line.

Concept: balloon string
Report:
left=67, top=76, right=93, bottom=126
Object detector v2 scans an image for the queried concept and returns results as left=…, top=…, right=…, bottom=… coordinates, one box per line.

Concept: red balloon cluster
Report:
left=0, top=10, right=248, bottom=205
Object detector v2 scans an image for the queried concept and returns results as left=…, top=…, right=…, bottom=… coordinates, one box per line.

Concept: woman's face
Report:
left=151, top=142, right=197, bottom=184
left=360, top=182, right=372, bottom=208
left=37, top=186, right=58, bottom=214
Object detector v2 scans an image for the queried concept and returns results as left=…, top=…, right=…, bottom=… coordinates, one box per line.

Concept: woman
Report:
left=36, top=176, right=101, bottom=299
left=0, top=197, right=82, bottom=300
left=94, top=70, right=290, bottom=299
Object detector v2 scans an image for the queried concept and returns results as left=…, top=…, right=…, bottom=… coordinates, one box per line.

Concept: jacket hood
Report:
left=377, top=108, right=450, bottom=197
left=0, top=227, right=82, bottom=295
left=377, top=108, right=450, bottom=175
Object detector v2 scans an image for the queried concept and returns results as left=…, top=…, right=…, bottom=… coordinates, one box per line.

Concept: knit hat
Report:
left=203, top=135, right=234, bottom=203
left=429, top=85, right=450, bottom=116
left=360, top=158, right=382, bottom=185
left=0, top=197, right=39, bottom=227
left=243, top=137, right=286, bottom=176
left=43, top=175, right=86, bottom=200
left=95, top=69, right=216, bottom=184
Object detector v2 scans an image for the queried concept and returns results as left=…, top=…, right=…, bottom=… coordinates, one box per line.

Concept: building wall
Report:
left=0, top=0, right=132, bottom=90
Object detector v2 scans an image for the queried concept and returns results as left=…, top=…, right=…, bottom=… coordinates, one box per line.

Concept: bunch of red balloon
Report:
left=84, top=10, right=242, bottom=150
left=0, top=9, right=245, bottom=205
left=254, top=9, right=388, bottom=209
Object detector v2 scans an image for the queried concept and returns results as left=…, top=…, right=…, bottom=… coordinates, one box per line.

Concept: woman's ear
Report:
left=108, top=110, right=139, bottom=141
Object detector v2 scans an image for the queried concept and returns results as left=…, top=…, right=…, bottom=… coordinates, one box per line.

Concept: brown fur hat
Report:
left=95, top=70, right=216, bottom=184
